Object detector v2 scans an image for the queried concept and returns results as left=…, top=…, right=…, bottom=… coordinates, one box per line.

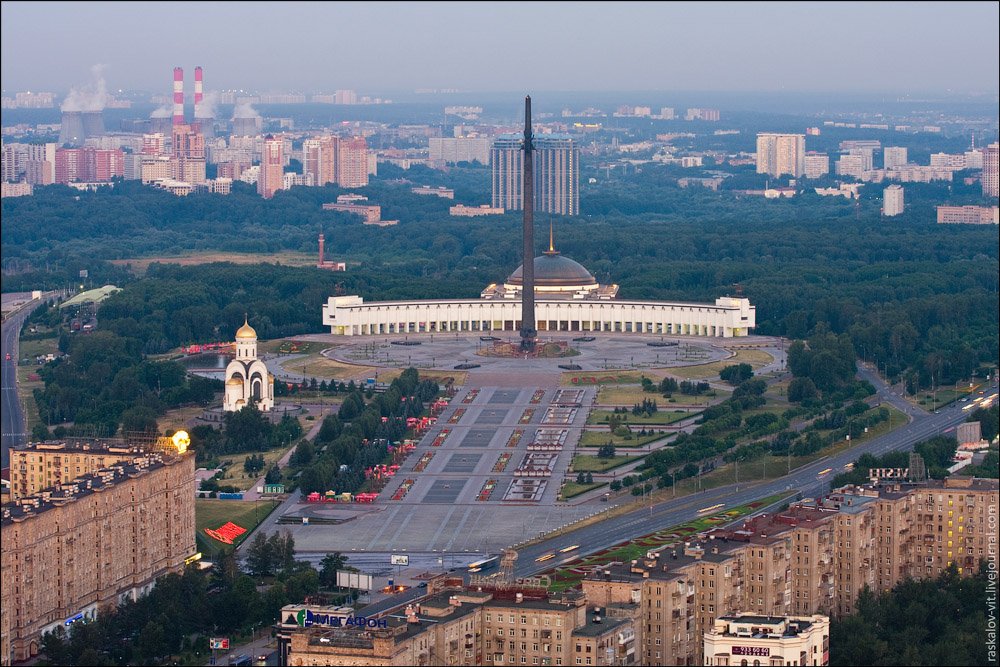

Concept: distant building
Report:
left=302, top=135, right=338, bottom=187
left=883, top=146, right=908, bottom=169
left=984, top=142, right=999, bottom=197
left=257, top=134, right=284, bottom=199
left=491, top=134, right=579, bottom=216
left=929, top=152, right=968, bottom=170
left=803, top=152, right=830, bottom=179
left=54, top=147, right=124, bottom=183
left=449, top=204, right=505, bottom=216
left=323, top=200, right=384, bottom=225
left=337, top=136, right=369, bottom=188
left=411, top=185, right=454, bottom=199
left=756, top=133, right=805, bottom=178
left=835, top=154, right=866, bottom=179
left=685, top=108, right=720, bottom=121
left=883, top=184, right=904, bottom=216
left=936, top=205, right=999, bottom=225
left=703, top=614, right=830, bottom=667
left=0, top=182, right=32, bottom=198
left=427, top=137, right=491, bottom=167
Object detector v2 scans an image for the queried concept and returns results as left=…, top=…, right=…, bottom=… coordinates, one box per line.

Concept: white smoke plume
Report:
left=232, top=102, right=261, bottom=119
left=150, top=105, right=171, bottom=118
left=195, top=90, right=219, bottom=119
left=61, top=64, right=110, bottom=112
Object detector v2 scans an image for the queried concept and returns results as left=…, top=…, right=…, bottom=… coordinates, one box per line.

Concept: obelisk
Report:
left=520, top=95, right=537, bottom=351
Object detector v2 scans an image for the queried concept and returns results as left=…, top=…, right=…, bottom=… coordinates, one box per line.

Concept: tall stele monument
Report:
left=520, top=95, right=537, bottom=351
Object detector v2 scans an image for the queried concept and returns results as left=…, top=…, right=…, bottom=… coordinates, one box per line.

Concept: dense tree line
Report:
left=830, top=564, right=993, bottom=666
left=188, top=403, right=302, bottom=462
left=32, top=328, right=219, bottom=435
left=289, top=368, right=440, bottom=495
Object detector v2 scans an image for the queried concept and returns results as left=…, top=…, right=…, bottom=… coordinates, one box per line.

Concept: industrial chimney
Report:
left=173, top=67, right=184, bottom=126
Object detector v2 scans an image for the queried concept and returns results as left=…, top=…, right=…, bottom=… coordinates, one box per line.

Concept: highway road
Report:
left=1, top=292, right=61, bottom=468
left=356, top=372, right=996, bottom=616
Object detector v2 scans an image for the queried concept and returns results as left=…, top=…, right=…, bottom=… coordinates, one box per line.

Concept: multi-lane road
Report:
left=1, top=292, right=59, bottom=468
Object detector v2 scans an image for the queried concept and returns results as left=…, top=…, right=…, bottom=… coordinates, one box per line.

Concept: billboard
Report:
left=209, top=638, right=229, bottom=650
left=336, top=570, right=374, bottom=591
left=390, top=554, right=409, bottom=566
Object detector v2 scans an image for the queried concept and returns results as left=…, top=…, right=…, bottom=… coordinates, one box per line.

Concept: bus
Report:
left=558, top=545, right=580, bottom=554
left=818, top=468, right=832, bottom=477
left=468, top=556, right=500, bottom=573
left=697, top=503, right=725, bottom=515
left=535, top=552, right=556, bottom=563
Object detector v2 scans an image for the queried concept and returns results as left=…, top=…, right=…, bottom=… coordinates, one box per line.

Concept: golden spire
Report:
left=544, top=218, right=559, bottom=255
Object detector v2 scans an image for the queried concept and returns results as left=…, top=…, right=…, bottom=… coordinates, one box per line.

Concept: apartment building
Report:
left=0, top=452, right=196, bottom=664
left=8, top=441, right=144, bottom=501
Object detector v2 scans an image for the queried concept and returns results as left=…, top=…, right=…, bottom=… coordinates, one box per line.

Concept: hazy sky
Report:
left=2, top=1, right=997, bottom=95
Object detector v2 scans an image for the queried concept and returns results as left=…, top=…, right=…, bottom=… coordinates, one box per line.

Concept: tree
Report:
left=244, top=532, right=273, bottom=577
left=576, top=472, right=586, bottom=484
left=597, top=444, right=616, bottom=459
left=585, top=472, right=594, bottom=484
left=31, top=423, right=50, bottom=441
left=319, top=552, right=347, bottom=589
left=265, top=464, right=282, bottom=485
left=788, top=377, right=818, bottom=403
left=719, top=363, right=754, bottom=385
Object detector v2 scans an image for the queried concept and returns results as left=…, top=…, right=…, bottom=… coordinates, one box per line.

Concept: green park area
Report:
left=558, top=480, right=607, bottom=500
left=579, top=429, right=667, bottom=448
left=195, top=498, right=280, bottom=557
left=586, top=409, right=694, bottom=426
left=544, top=493, right=792, bottom=592
left=570, top=454, right=636, bottom=473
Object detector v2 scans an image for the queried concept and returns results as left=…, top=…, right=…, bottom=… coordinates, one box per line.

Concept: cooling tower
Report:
left=59, top=111, right=86, bottom=146
left=81, top=111, right=105, bottom=139
left=232, top=117, right=262, bottom=136
left=150, top=116, right=173, bottom=136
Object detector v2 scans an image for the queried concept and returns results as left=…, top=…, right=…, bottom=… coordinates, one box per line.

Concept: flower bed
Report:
left=462, top=389, right=480, bottom=404
left=518, top=409, right=535, bottom=424
left=506, top=429, right=524, bottom=448
left=530, top=389, right=545, bottom=404
left=477, top=479, right=498, bottom=501
left=447, top=408, right=466, bottom=424
left=431, top=429, right=451, bottom=447
left=492, top=452, right=512, bottom=473
left=391, top=478, right=416, bottom=501
left=413, top=452, right=435, bottom=472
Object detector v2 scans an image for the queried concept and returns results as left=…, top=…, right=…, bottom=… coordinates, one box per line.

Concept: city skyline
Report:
left=2, top=1, right=998, bottom=95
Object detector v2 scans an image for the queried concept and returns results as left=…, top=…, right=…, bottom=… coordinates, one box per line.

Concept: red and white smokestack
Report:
left=194, top=66, right=204, bottom=116
left=173, top=67, right=185, bottom=126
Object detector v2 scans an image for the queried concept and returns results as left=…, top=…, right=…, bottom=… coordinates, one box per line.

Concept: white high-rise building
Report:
left=835, top=154, right=866, bottom=179
left=883, top=184, right=904, bottom=217
left=803, top=152, right=829, bottom=179
left=756, top=133, right=805, bottom=178
left=883, top=146, right=908, bottom=169
left=983, top=142, right=999, bottom=197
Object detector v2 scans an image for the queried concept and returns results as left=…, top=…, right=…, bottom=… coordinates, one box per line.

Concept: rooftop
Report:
left=2, top=453, right=183, bottom=526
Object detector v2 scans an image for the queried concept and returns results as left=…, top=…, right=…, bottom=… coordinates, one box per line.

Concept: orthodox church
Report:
left=223, top=319, right=274, bottom=412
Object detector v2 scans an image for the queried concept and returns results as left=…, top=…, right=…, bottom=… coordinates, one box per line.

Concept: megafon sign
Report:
left=296, top=609, right=387, bottom=629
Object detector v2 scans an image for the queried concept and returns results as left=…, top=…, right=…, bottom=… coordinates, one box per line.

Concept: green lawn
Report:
left=195, top=498, right=280, bottom=556
left=571, top=454, right=637, bottom=472
left=579, top=430, right=668, bottom=448
left=587, top=409, right=695, bottom=426
left=558, top=481, right=606, bottom=500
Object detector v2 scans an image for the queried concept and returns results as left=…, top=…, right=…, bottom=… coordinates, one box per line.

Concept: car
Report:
left=4, top=353, right=10, bottom=361
left=417, top=581, right=428, bottom=588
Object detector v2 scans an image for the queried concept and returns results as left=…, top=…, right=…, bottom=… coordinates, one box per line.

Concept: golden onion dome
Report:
left=226, top=376, right=244, bottom=386
left=235, top=318, right=257, bottom=339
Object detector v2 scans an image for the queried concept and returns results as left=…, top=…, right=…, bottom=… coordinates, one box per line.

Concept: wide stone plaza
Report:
left=258, top=332, right=786, bottom=564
